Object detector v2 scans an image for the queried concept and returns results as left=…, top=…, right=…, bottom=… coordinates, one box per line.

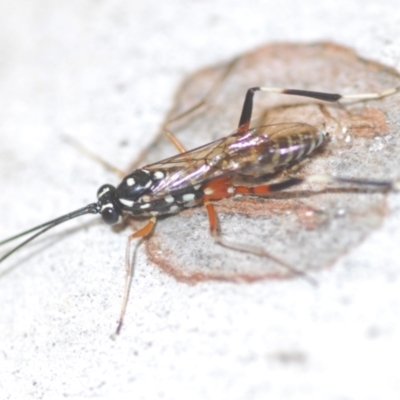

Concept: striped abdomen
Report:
left=220, top=123, right=327, bottom=178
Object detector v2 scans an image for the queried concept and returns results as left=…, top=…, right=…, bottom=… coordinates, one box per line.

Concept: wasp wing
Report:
left=144, top=123, right=319, bottom=198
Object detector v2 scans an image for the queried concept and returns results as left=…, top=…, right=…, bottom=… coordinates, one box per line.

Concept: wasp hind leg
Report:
left=202, top=176, right=317, bottom=285
left=201, top=170, right=400, bottom=286
left=203, top=199, right=316, bottom=285
left=237, top=86, right=400, bottom=132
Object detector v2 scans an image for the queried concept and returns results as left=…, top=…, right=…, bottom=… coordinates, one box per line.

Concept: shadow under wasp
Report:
left=1, top=58, right=400, bottom=335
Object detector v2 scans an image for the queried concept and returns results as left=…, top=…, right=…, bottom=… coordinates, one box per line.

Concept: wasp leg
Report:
left=238, top=86, right=400, bottom=132
left=162, top=128, right=188, bottom=153
left=203, top=177, right=305, bottom=200
left=302, top=175, right=398, bottom=191
left=201, top=170, right=399, bottom=284
left=205, top=175, right=396, bottom=200
left=163, top=56, right=240, bottom=127
left=132, top=58, right=240, bottom=164
left=114, top=216, right=157, bottom=336
left=132, top=59, right=239, bottom=167
left=203, top=197, right=316, bottom=286
left=63, top=135, right=126, bottom=178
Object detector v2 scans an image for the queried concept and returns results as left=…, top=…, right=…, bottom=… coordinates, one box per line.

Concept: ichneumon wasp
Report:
left=1, top=85, right=399, bottom=333
left=1, top=46, right=400, bottom=334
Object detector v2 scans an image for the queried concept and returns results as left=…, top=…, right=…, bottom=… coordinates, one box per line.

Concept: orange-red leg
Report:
left=203, top=199, right=316, bottom=285
left=114, top=217, right=157, bottom=336
left=204, top=174, right=394, bottom=202
left=203, top=177, right=305, bottom=201
left=201, top=170, right=396, bottom=285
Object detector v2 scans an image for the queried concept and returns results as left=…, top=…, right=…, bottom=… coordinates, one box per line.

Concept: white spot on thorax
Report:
left=119, top=198, right=134, bottom=207
left=182, top=193, right=195, bottom=202
left=126, top=177, right=135, bottom=186
left=154, top=171, right=165, bottom=180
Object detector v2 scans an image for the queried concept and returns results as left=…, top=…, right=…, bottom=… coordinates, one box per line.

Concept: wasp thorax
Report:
left=116, top=169, right=155, bottom=202
left=96, top=184, right=123, bottom=225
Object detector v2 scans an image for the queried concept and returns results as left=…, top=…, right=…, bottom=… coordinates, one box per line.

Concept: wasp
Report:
left=1, top=84, right=399, bottom=334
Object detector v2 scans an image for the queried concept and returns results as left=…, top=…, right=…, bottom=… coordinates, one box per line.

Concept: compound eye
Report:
left=101, top=205, right=121, bottom=225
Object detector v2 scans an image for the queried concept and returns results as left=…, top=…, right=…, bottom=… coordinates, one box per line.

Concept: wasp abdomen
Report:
left=218, top=123, right=326, bottom=178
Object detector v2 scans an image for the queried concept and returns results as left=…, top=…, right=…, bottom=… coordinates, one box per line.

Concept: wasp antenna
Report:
left=0, top=203, right=100, bottom=263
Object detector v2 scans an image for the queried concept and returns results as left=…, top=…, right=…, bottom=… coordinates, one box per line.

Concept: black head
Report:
left=96, top=184, right=123, bottom=225
left=0, top=183, right=125, bottom=264
left=0, top=174, right=156, bottom=264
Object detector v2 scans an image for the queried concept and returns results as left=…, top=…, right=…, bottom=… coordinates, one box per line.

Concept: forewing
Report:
left=142, top=123, right=311, bottom=197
